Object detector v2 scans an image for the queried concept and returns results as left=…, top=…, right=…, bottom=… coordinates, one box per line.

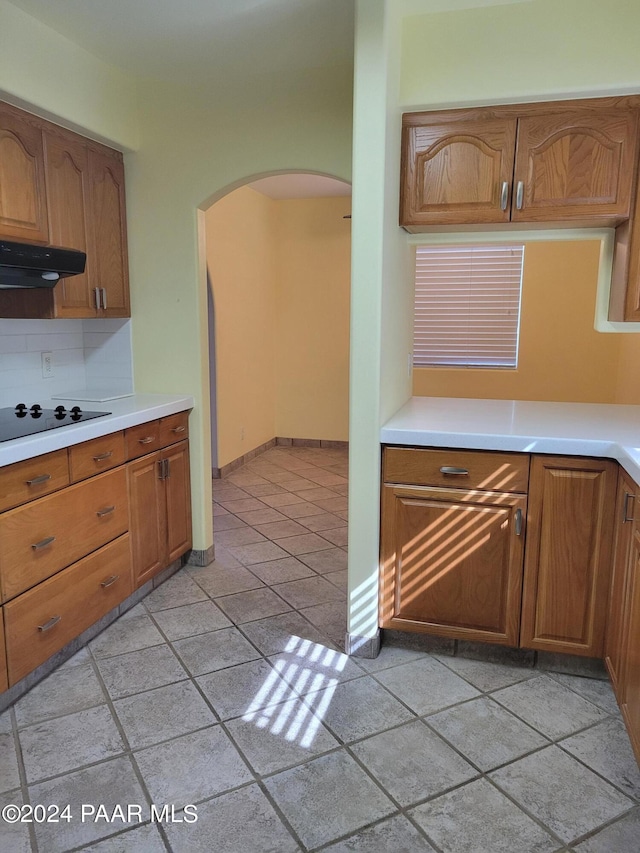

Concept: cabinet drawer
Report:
left=0, top=449, right=69, bottom=512
left=69, top=432, right=125, bottom=482
left=4, top=534, right=132, bottom=685
left=159, top=412, right=189, bottom=447
left=384, top=447, right=530, bottom=493
left=0, top=467, right=128, bottom=601
left=125, top=420, right=161, bottom=460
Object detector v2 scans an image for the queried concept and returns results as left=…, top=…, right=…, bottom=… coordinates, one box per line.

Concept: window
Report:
left=413, top=244, right=525, bottom=368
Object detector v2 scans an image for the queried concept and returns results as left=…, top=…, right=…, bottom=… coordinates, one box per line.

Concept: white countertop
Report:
left=0, top=394, right=194, bottom=467
left=381, top=396, right=640, bottom=483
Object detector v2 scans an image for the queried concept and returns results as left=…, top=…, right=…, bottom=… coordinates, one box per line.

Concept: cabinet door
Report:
left=521, top=456, right=617, bottom=656
left=605, top=469, right=637, bottom=695
left=0, top=607, right=7, bottom=694
left=0, top=105, right=49, bottom=242
left=164, top=441, right=192, bottom=564
left=400, top=116, right=517, bottom=227
left=127, top=452, right=166, bottom=588
left=44, top=129, right=97, bottom=317
left=512, top=109, right=638, bottom=222
left=621, top=529, right=640, bottom=765
left=88, top=148, right=130, bottom=317
left=380, top=484, right=526, bottom=645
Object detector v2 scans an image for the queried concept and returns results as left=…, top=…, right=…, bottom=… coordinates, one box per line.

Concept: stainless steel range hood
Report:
left=0, top=240, right=86, bottom=289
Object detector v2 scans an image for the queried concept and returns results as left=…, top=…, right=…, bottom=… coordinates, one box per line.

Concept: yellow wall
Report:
left=413, top=241, right=623, bottom=403
left=205, top=190, right=351, bottom=468
left=205, top=187, right=277, bottom=467
left=275, top=196, right=351, bottom=442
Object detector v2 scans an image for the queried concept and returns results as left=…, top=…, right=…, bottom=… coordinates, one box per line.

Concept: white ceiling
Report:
left=249, top=174, right=351, bottom=200
left=5, top=0, right=355, bottom=90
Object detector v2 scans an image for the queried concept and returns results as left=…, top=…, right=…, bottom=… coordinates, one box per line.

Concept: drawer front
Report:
left=125, top=420, right=161, bottom=461
left=158, top=411, right=189, bottom=448
left=0, top=607, right=7, bottom=693
left=0, top=449, right=69, bottom=512
left=0, top=467, right=129, bottom=601
left=384, top=447, right=530, bottom=493
left=69, top=432, right=125, bottom=483
left=4, top=534, right=132, bottom=685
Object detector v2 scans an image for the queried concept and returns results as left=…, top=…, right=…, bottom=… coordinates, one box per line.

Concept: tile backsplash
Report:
left=0, top=318, right=133, bottom=407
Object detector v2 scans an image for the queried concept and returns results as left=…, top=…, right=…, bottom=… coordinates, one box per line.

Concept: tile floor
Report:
left=0, top=445, right=639, bottom=852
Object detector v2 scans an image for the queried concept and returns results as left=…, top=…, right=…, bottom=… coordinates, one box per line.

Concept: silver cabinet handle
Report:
left=500, top=181, right=509, bottom=211
left=31, top=536, right=55, bottom=551
left=515, top=508, right=523, bottom=536
left=100, top=575, right=119, bottom=588
left=440, top=466, right=469, bottom=476
left=164, top=458, right=170, bottom=479
left=94, top=287, right=101, bottom=310
left=171, top=425, right=186, bottom=434
left=101, top=288, right=107, bottom=310
left=624, top=492, right=635, bottom=523
left=37, top=615, right=61, bottom=633
left=93, top=451, right=113, bottom=462
left=158, top=459, right=166, bottom=480
left=516, top=180, right=524, bottom=210
left=26, top=473, right=51, bottom=486
left=96, top=505, right=115, bottom=517
left=139, top=436, right=155, bottom=445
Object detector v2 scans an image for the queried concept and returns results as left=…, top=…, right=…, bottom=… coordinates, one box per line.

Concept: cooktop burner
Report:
left=0, top=404, right=111, bottom=443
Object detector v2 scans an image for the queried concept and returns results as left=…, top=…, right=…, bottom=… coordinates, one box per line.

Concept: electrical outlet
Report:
left=240, top=426, right=245, bottom=441
left=41, top=351, right=54, bottom=378
left=408, top=353, right=413, bottom=378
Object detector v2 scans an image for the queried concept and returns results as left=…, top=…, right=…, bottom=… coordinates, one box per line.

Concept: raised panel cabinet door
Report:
left=400, top=115, right=517, bottom=227
left=164, top=441, right=192, bottom=564
left=44, top=129, right=96, bottom=317
left=127, top=451, right=166, bottom=588
left=512, top=109, right=639, bottom=222
left=380, top=484, right=526, bottom=645
left=0, top=105, right=49, bottom=242
left=520, top=456, right=617, bottom=657
left=605, top=469, right=637, bottom=697
left=621, top=529, right=640, bottom=765
left=0, top=607, right=7, bottom=693
left=88, top=148, right=130, bottom=317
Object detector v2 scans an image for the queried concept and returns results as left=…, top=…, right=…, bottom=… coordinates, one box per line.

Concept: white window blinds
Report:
left=413, top=244, right=524, bottom=368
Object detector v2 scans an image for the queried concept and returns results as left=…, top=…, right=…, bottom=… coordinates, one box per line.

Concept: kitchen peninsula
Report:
left=380, top=396, right=640, bottom=763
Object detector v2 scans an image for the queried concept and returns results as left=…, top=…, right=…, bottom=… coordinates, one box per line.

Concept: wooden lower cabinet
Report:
left=0, top=608, right=7, bottom=693
left=128, top=440, right=192, bottom=588
left=380, top=484, right=526, bottom=645
left=621, top=529, right=640, bottom=763
left=520, top=456, right=617, bottom=657
left=605, top=469, right=637, bottom=692
left=4, top=534, right=132, bottom=684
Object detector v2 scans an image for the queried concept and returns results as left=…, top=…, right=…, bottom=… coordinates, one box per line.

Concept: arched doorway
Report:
left=203, top=172, right=351, bottom=476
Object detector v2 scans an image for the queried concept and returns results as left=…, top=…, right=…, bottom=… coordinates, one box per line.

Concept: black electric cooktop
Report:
left=0, top=404, right=111, bottom=443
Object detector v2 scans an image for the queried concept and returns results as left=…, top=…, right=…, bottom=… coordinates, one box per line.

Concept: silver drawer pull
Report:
left=624, top=492, right=635, bottom=523
left=139, top=436, right=155, bottom=445
left=171, top=425, right=186, bottom=434
left=31, top=536, right=55, bottom=551
left=93, top=451, right=113, bottom=462
left=440, top=466, right=469, bottom=476
left=96, top=505, right=115, bottom=517
left=38, top=615, right=61, bottom=633
left=100, top=575, right=119, bottom=588
left=26, top=473, right=52, bottom=486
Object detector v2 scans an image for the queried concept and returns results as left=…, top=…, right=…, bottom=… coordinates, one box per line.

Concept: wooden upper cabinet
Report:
left=88, top=148, right=130, bottom=318
left=401, top=116, right=517, bottom=227
left=520, top=456, right=617, bottom=657
left=401, top=97, right=640, bottom=231
left=512, top=109, right=638, bottom=222
left=0, top=104, right=49, bottom=243
left=44, top=129, right=96, bottom=317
